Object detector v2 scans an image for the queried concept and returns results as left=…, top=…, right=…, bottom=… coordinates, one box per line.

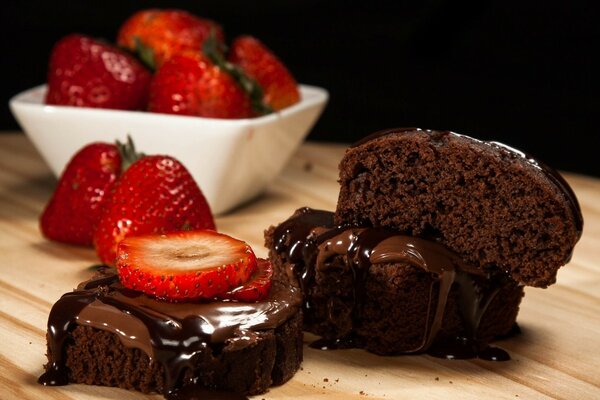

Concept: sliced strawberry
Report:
left=218, top=258, right=273, bottom=302
left=116, top=230, right=257, bottom=301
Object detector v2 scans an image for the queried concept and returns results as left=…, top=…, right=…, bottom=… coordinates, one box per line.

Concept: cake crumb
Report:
left=323, top=378, right=329, bottom=382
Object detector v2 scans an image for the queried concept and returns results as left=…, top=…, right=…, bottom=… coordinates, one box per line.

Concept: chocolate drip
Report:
left=40, top=270, right=301, bottom=398
left=274, top=207, right=335, bottom=320
left=427, top=336, right=510, bottom=361
left=351, top=128, right=583, bottom=238
left=309, top=336, right=358, bottom=350
left=38, top=291, right=97, bottom=386
left=165, top=385, right=249, bottom=400
left=272, top=208, right=512, bottom=360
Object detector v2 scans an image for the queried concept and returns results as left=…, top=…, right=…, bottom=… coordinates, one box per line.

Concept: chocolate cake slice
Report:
left=39, top=269, right=303, bottom=399
left=336, top=128, right=582, bottom=287
left=265, top=128, right=582, bottom=358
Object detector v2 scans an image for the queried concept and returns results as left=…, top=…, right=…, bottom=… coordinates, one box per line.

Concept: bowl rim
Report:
left=9, top=83, right=329, bottom=127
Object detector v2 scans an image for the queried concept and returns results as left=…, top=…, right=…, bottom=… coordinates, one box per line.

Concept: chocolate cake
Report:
left=39, top=269, right=303, bottom=399
left=337, top=128, right=583, bottom=287
left=265, top=128, right=582, bottom=358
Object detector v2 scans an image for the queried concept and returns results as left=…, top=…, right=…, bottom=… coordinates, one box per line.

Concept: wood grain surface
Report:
left=0, top=133, right=599, bottom=400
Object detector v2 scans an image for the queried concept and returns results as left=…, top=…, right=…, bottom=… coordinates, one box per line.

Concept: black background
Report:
left=2, top=0, right=599, bottom=176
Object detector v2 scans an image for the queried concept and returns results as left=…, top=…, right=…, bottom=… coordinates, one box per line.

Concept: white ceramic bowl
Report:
left=10, top=84, right=328, bottom=214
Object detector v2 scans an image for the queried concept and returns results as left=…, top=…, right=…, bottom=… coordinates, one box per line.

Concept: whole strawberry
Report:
left=117, top=9, right=224, bottom=70
left=94, top=154, right=216, bottom=266
left=46, top=34, right=151, bottom=110
left=41, top=142, right=121, bottom=246
left=228, top=36, right=300, bottom=111
left=148, top=51, right=253, bottom=119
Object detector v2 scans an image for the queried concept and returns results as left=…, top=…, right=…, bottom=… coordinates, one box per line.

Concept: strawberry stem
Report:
left=134, top=37, right=156, bottom=71
left=116, top=135, right=144, bottom=173
left=203, top=32, right=273, bottom=116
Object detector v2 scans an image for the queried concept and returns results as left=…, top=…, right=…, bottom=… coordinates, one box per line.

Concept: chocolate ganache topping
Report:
left=38, top=269, right=301, bottom=398
left=352, top=128, right=583, bottom=238
left=273, top=208, right=515, bottom=361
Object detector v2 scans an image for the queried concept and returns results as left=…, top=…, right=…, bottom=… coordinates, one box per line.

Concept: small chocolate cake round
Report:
left=39, top=269, right=303, bottom=399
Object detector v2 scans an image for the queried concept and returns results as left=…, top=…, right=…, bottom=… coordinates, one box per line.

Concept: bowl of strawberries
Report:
left=10, top=9, right=328, bottom=214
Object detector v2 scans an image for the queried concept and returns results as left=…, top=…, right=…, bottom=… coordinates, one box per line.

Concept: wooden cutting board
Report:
left=1, top=133, right=599, bottom=400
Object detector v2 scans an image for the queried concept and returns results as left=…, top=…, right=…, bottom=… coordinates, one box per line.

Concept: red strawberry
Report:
left=117, top=9, right=225, bottom=70
left=218, top=258, right=273, bottom=302
left=40, top=142, right=121, bottom=246
left=93, top=154, right=215, bottom=266
left=228, top=36, right=300, bottom=111
left=116, top=230, right=257, bottom=301
left=46, top=34, right=151, bottom=110
left=148, top=51, right=253, bottom=118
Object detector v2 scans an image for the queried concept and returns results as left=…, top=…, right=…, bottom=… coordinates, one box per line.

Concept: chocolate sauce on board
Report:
left=351, top=128, right=583, bottom=238
left=165, top=385, right=249, bottom=400
left=39, top=271, right=301, bottom=399
left=274, top=208, right=515, bottom=361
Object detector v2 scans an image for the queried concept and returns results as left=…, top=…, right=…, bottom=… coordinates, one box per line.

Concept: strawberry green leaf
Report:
left=134, top=37, right=156, bottom=71
left=116, top=135, right=144, bottom=173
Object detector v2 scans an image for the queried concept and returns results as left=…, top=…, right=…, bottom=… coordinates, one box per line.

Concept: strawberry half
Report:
left=116, top=230, right=257, bottom=301
left=218, top=258, right=273, bottom=302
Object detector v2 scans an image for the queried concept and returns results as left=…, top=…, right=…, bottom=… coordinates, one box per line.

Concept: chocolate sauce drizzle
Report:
left=351, top=128, right=583, bottom=238
left=39, top=270, right=301, bottom=399
left=273, top=208, right=513, bottom=361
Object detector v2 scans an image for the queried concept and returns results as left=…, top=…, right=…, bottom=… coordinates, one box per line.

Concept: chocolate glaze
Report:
left=273, top=208, right=513, bottom=360
left=351, top=128, right=583, bottom=238
left=39, top=270, right=301, bottom=399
